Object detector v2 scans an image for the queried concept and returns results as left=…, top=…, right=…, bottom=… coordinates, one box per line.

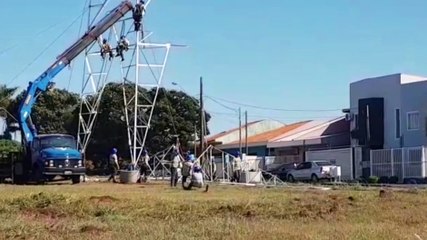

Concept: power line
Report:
left=205, top=96, right=238, bottom=113
left=0, top=22, right=61, bottom=57
left=5, top=9, right=87, bottom=87
left=206, top=95, right=344, bottom=112
left=67, top=0, right=89, bottom=92
left=209, top=110, right=338, bottom=120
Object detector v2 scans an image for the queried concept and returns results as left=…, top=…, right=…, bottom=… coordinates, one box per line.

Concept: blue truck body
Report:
left=10, top=1, right=134, bottom=184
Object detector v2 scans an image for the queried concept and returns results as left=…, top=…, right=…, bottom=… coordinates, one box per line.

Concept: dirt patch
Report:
left=89, top=195, right=118, bottom=205
left=80, top=225, right=106, bottom=234
left=379, top=189, right=393, bottom=199
left=21, top=208, right=65, bottom=227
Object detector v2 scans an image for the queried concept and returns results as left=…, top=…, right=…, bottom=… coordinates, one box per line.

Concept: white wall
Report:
left=350, top=73, right=427, bottom=149
left=350, top=74, right=402, bottom=149
left=401, top=81, right=427, bottom=147
left=306, top=148, right=353, bottom=180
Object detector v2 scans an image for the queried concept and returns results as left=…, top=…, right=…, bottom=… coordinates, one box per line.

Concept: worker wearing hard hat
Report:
left=108, top=148, right=119, bottom=183
left=170, top=148, right=180, bottom=187
left=182, top=153, right=195, bottom=187
left=190, top=162, right=204, bottom=188
left=232, top=151, right=242, bottom=183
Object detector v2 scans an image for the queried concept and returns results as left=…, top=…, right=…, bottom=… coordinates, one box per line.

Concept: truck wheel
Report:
left=287, top=174, right=295, bottom=182
left=34, top=165, right=45, bottom=185
left=71, top=176, right=81, bottom=184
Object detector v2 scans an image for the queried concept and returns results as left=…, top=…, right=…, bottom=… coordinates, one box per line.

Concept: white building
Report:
left=348, top=73, right=427, bottom=149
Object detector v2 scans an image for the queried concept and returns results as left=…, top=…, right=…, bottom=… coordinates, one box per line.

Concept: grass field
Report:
left=0, top=182, right=426, bottom=240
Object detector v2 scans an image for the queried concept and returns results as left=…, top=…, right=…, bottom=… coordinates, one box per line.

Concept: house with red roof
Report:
left=214, top=116, right=350, bottom=163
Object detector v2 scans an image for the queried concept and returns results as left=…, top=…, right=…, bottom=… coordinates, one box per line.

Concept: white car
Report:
left=286, top=161, right=335, bottom=182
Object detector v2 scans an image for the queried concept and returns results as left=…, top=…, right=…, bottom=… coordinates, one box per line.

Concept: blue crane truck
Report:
left=5, top=1, right=134, bottom=184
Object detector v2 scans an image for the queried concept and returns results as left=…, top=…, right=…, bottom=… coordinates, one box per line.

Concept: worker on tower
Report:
left=132, top=0, right=145, bottom=33
left=116, top=35, right=130, bottom=61
left=108, top=148, right=120, bottom=183
left=100, top=39, right=113, bottom=61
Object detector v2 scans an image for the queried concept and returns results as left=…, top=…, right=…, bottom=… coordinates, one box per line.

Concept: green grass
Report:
left=0, top=182, right=425, bottom=240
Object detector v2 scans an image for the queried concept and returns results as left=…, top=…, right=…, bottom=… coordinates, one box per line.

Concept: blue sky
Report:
left=1, top=1, right=427, bottom=135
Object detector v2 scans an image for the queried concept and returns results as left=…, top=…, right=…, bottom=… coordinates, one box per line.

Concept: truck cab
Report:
left=32, top=134, right=84, bottom=184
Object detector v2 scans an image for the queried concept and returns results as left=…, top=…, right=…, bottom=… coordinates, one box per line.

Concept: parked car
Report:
left=286, top=161, right=336, bottom=182
left=263, top=163, right=297, bottom=181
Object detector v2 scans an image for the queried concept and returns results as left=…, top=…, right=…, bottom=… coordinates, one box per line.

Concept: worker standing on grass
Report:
left=210, top=156, right=217, bottom=181
left=139, top=149, right=150, bottom=183
left=108, top=148, right=120, bottom=183
left=232, top=152, right=242, bottom=182
left=170, top=148, right=180, bottom=187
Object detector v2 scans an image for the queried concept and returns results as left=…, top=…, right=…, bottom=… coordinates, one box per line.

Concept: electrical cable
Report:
left=67, top=0, right=90, bottom=91
left=205, top=96, right=238, bottom=113
left=5, top=9, right=88, bottom=88
left=206, top=95, right=344, bottom=112
left=0, top=22, right=60, bottom=57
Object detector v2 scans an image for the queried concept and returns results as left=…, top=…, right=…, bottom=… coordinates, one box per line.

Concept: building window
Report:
left=395, top=109, right=400, bottom=138
left=407, top=111, right=420, bottom=131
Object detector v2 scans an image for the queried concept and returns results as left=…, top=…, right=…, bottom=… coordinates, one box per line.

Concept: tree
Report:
left=8, top=88, right=80, bottom=135
left=87, top=83, right=211, bottom=158
left=148, top=88, right=211, bottom=153
left=5, top=83, right=211, bottom=162
left=0, top=84, right=17, bottom=111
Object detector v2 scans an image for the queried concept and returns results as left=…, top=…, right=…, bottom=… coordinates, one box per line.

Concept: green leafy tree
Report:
left=8, top=89, right=79, bottom=135
left=87, top=83, right=210, bottom=158
left=0, top=84, right=17, bottom=109
left=6, top=83, right=210, bottom=162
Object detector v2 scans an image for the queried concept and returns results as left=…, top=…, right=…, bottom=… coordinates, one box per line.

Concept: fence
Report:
left=306, top=148, right=353, bottom=180
left=370, top=147, right=427, bottom=181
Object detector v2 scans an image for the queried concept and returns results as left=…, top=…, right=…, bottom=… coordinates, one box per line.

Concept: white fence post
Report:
left=370, top=150, right=373, bottom=177
left=350, top=147, right=354, bottom=180
left=391, top=149, right=394, bottom=177
left=422, top=146, right=426, bottom=178
left=402, top=148, right=405, bottom=180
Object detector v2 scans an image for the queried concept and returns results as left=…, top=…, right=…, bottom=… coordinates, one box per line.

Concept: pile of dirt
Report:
left=89, top=195, right=118, bottom=205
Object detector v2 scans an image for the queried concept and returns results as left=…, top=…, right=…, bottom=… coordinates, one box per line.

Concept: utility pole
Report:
left=199, top=76, right=204, bottom=158
left=245, top=110, right=248, bottom=154
left=239, top=107, right=242, bottom=154
left=194, top=125, right=197, bottom=154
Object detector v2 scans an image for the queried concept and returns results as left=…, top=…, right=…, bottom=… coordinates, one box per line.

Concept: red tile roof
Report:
left=226, top=121, right=309, bottom=145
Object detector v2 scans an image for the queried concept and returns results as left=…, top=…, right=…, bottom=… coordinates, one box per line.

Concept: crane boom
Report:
left=19, top=1, right=133, bottom=144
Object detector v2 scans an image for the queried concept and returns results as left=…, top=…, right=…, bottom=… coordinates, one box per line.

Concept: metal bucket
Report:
left=119, top=170, right=140, bottom=184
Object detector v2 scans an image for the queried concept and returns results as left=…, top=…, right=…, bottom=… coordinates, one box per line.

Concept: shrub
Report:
left=0, top=139, right=22, bottom=154
left=389, top=176, right=398, bottom=184
left=378, top=176, right=389, bottom=184
left=368, top=176, right=379, bottom=184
